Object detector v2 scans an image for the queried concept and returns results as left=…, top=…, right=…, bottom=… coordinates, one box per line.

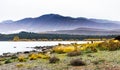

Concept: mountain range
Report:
left=46, top=27, right=120, bottom=35
left=0, top=14, right=120, bottom=35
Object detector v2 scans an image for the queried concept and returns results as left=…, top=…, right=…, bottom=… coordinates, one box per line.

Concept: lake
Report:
left=0, top=41, right=90, bottom=55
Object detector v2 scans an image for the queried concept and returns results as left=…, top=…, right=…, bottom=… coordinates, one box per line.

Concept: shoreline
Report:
left=0, top=41, right=104, bottom=56
left=0, top=40, right=91, bottom=42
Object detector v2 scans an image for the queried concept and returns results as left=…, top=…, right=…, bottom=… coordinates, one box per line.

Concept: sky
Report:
left=0, top=0, right=120, bottom=22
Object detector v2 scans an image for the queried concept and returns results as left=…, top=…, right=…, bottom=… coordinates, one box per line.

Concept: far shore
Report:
left=0, top=40, right=104, bottom=43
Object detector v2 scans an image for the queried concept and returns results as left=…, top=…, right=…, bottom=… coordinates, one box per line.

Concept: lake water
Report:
left=0, top=41, right=90, bottom=55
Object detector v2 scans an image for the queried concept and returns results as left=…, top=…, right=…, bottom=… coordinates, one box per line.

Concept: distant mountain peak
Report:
left=34, top=13, right=75, bottom=22
left=38, top=13, right=64, bottom=18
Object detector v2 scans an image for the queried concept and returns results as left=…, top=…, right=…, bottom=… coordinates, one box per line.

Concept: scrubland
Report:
left=0, top=39, right=120, bottom=70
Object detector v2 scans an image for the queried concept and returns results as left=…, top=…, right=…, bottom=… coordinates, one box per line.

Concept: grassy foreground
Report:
left=0, top=40, right=120, bottom=70
left=0, top=50, right=120, bottom=70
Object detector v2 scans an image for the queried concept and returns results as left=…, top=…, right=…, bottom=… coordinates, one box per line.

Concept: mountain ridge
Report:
left=46, top=27, right=120, bottom=35
left=0, top=14, right=120, bottom=34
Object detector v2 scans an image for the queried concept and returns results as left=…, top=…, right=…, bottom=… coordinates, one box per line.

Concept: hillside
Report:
left=0, top=14, right=120, bottom=34
left=46, top=27, right=120, bottom=35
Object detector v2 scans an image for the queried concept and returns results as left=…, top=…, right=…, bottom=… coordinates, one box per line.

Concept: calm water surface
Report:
left=0, top=41, right=90, bottom=55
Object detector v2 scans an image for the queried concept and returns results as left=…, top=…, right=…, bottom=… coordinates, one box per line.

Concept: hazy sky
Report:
left=0, top=0, right=120, bottom=22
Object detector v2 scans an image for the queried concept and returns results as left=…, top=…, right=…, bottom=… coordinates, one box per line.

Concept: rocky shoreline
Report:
left=0, top=45, right=54, bottom=58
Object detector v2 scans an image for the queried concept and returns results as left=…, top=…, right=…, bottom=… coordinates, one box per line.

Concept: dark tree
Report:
left=115, top=36, right=120, bottom=41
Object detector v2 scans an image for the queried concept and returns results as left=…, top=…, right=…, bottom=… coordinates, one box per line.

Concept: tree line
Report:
left=0, top=31, right=118, bottom=41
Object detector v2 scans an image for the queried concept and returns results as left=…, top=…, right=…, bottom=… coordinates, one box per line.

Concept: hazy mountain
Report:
left=90, top=19, right=120, bottom=24
left=46, top=27, right=120, bottom=35
left=74, top=27, right=107, bottom=31
left=0, top=14, right=120, bottom=34
left=0, top=20, right=14, bottom=24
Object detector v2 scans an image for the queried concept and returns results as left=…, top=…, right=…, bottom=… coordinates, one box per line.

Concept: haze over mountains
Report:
left=0, top=14, right=120, bottom=35
left=47, top=27, right=120, bottom=35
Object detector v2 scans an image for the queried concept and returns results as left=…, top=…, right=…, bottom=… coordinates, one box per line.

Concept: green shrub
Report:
left=4, top=59, right=12, bottom=64
left=11, top=55, right=18, bottom=59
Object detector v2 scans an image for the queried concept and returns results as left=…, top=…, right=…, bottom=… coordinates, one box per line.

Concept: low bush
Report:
left=0, top=58, right=6, bottom=61
left=18, top=55, right=26, bottom=62
left=115, top=36, right=120, bottom=41
left=16, top=63, right=24, bottom=68
left=67, top=51, right=81, bottom=57
left=80, top=43, right=99, bottom=53
left=52, top=46, right=64, bottom=54
left=84, top=47, right=98, bottom=53
left=41, top=55, right=50, bottom=59
left=29, top=53, right=37, bottom=60
left=37, top=53, right=44, bottom=58
left=0, top=62, right=3, bottom=65
left=63, top=47, right=75, bottom=53
left=87, top=54, right=94, bottom=57
left=92, top=59, right=105, bottom=65
left=4, top=59, right=12, bottom=64
left=92, top=61, right=99, bottom=65
left=49, top=56, right=60, bottom=63
left=80, top=46, right=86, bottom=51
left=28, top=53, right=50, bottom=60
left=70, top=59, right=86, bottom=66
left=11, top=55, right=18, bottom=59
left=53, top=46, right=75, bottom=53
left=37, top=53, right=50, bottom=59
left=98, top=40, right=120, bottom=51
